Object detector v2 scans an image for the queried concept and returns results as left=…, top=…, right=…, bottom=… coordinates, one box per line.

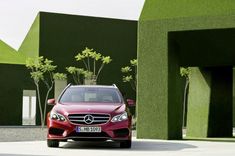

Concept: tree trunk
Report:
left=35, top=83, right=44, bottom=128
left=43, top=86, right=53, bottom=127
left=182, top=78, right=189, bottom=128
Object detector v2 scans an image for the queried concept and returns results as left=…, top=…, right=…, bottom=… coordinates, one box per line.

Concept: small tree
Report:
left=26, top=56, right=66, bottom=128
left=74, top=47, right=112, bottom=83
left=66, top=67, right=85, bottom=84
left=121, top=59, right=137, bottom=91
left=180, top=67, right=190, bottom=127
left=66, top=47, right=112, bottom=84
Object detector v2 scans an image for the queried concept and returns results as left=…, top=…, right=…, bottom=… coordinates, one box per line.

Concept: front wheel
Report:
left=120, top=140, right=131, bottom=148
left=47, top=140, right=59, bottom=148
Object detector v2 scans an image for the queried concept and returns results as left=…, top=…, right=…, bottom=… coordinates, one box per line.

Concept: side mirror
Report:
left=127, top=99, right=135, bottom=107
left=47, top=98, right=56, bottom=105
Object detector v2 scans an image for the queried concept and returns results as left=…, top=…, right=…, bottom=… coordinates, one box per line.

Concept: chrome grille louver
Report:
left=68, top=114, right=110, bottom=125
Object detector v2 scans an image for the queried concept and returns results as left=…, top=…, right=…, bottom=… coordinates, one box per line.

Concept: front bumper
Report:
left=47, top=117, right=132, bottom=141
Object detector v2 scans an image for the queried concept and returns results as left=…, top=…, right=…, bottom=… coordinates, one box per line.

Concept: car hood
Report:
left=53, top=102, right=125, bottom=115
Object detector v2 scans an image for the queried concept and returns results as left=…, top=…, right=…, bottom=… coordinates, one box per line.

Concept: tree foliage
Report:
left=180, top=67, right=190, bottom=79
left=121, top=59, right=137, bottom=91
left=67, top=47, right=112, bottom=84
left=66, top=66, right=84, bottom=84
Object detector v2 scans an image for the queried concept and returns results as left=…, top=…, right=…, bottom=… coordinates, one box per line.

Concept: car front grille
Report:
left=68, top=114, right=110, bottom=125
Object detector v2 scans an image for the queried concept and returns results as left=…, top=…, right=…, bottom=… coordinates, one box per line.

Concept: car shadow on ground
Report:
left=60, top=140, right=197, bottom=151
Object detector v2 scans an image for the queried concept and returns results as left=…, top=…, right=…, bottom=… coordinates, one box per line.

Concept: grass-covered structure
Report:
left=137, top=0, right=235, bottom=139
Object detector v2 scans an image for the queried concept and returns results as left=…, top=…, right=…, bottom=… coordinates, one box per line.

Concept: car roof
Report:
left=69, top=85, right=117, bottom=89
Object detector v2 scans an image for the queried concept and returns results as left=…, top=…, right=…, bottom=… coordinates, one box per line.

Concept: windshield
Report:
left=59, top=87, right=122, bottom=103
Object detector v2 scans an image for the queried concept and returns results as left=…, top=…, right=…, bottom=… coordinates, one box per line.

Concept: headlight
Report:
left=50, top=111, right=66, bottom=122
left=111, top=112, right=128, bottom=122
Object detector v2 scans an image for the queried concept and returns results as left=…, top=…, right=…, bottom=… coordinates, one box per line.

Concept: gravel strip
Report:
left=0, top=126, right=47, bottom=142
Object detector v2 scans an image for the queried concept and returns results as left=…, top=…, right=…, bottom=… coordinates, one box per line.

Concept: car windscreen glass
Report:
left=59, top=87, right=122, bottom=103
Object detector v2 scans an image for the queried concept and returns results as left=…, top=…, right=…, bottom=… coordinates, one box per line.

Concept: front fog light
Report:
left=111, top=112, right=128, bottom=122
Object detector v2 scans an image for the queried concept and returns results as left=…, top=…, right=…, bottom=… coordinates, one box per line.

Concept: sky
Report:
left=0, top=0, right=145, bottom=50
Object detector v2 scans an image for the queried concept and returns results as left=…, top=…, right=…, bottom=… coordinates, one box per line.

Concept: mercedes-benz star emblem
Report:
left=84, top=115, right=94, bottom=124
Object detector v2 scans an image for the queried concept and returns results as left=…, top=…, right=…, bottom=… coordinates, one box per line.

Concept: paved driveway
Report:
left=0, top=138, right=234, bottom=156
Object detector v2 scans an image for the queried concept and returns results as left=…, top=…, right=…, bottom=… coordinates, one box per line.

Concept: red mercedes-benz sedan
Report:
left=47, top=84, right=133, bottom=148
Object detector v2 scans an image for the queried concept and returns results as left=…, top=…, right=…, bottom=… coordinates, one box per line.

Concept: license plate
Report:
left=76, top=126, right=101, bottom=133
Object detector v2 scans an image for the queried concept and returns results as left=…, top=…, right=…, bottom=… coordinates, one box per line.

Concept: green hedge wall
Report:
left=0, top=64, right=34, bottom=125
left=39, top=12, right=137, bottom=100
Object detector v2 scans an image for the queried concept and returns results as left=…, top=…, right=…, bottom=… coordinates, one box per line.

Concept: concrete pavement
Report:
left=0, top=137, right=235, bottom=156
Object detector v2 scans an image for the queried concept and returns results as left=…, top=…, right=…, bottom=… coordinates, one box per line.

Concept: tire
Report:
left=120, top=140, right=132, bottom=148
left=47, top=140, right=59, bottom=148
